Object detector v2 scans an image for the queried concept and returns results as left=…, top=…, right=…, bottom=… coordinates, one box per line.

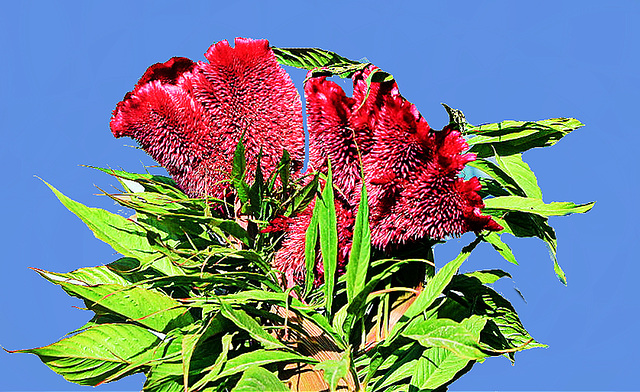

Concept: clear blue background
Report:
left=1, top=1, right=637, bottom=390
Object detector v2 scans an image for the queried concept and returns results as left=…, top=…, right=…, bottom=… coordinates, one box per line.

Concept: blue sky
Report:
left=1, top=1, right=637, bottom=390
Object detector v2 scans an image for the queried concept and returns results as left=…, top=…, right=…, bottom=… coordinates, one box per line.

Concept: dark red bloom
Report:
left=275, top=66, right=502, bottom=284
left=111, top=38, right=305, bottom=198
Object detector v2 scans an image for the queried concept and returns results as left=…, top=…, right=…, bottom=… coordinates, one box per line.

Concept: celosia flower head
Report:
left=109, top=38, right=501, bottom=287
left=111, top=38, right=305, bottom=198
left=275, top=66, right=502, bottom=284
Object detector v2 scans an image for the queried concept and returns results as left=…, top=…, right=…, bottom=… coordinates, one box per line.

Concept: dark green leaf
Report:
left=442, top=103, right=468, bottom=134
left=278, top=149, right=291, bottom=194
left=219, top=301, right=286, bottom=350
left=287, top=173, right=319, bottom=216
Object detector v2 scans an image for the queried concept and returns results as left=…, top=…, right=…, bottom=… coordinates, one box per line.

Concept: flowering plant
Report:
left=12, top=38, right=593, bottom=391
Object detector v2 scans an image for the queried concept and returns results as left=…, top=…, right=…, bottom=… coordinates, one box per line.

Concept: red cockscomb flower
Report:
left=275, top=66, right=502, bottom=284
left=110, top=38, right=305, bottom=198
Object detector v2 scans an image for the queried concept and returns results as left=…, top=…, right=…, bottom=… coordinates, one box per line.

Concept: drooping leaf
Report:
left=494, top=153, right=542, bottom=199
left=447, top=274, right=546, bottom=358
left=232, top=366, right=289, bottom=392
left=90, top=166, right=185, bottom=199
left=482, top=232, right=518, bottom=265
left=491, top=212, right=567, bottom=284
left=11, top=324, right=160, bottom=386
left=346, top=183, right=371, bottom=303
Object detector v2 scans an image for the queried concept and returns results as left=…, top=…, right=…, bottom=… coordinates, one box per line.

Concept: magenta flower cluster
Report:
left=111, top=38, right=501, bottom=285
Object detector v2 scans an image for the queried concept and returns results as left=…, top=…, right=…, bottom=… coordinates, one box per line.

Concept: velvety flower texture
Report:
left=274, top=66, right=502, bottom=285
left=110, top=37, right=501, bottom=286
left=111, top=38, right=305, bottom=198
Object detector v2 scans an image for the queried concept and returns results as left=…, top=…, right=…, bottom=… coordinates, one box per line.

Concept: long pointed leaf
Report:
left=346, top=183, right=371, bottom=303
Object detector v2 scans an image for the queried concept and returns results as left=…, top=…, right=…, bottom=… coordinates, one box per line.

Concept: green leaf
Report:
left=388, top=239, right=480, bottom=340
left=219, top=301, right=287, bottom=350
left=11, top=324, right=159, bottom=386
left=232, top=138, right=250, bottom=203
left=491, top=212, right=568, bottom=284
left=232, top=366, right=289, bottom=392
left=90, top=166, right=185, bottom=199
left=370, top=343, right=424, bottom=392
left=278, top=149, right=291, bottom=194
left=346, top=183, right=371, bottom=303
left=315, top=355, right=350, bottom=392
left=287, top=173, right=319, bottom=216
left=466, top=117, right=584, bottom=156
left=342, top=259, right=431, bottom=344
left=464, top=269, right=512, bottom=285
left=410, top=348, right=472, bottom=391
left=42, top=180, right=157, bottom=263
left=36, top=269, right=193, bottom=333
left=482, top=232, right=518, bottom=265
left=201, top=350, right=315, bottom=386
left=317, top=161, right=338, bottom=316
left=304, top=210, right=319, bottom=296
left=448, top=274, right=546, bottom=358
left=483, top=196, right=595, bottom=217
left=494, top=153, right=542, bottom=199
left=247, top=152, right=265, bottom=218
left=402, top=316, right=488, bottom=360
left=467, top=158, right=527, bottom=197
left=271, top=46, right=366, bottom=78
left=189, top=332, right=235, bottom=390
